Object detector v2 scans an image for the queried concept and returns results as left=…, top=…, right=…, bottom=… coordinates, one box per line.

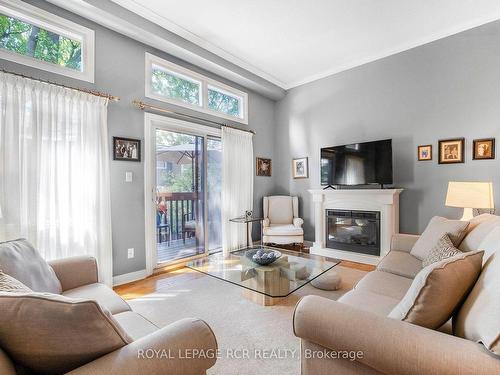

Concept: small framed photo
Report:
left=113, top=137, right=141, bottom=162
left=438, top=138, right=465, bottom=164
left=473, top=138, right=495, bottom=160
left=292, top=157, right=309, bottom=178
left=256, top=157, right=272, bottom=177
left=417, top=145, right=432, bottom=161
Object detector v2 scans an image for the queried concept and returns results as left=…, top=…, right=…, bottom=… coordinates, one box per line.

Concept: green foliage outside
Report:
left=152, top=68, right=200, bottom=105
left=208, top=88, right=240, bottom=117
left=156, top=131, right=221, bottom=194
left=0, top=14, right=82, bottom=70
left=151, top=66, right=241, bottom=118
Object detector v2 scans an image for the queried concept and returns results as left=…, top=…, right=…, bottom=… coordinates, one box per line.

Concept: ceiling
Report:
left=111, top=0, right=500, bottom=90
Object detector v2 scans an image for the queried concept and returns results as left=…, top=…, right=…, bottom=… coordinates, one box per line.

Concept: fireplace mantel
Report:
left=308, top=188, right=403, bottom=265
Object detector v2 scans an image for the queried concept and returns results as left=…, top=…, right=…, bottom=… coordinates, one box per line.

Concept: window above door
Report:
left=145, top=52, right=248, bottom=124
left=0, top=0, right=95, bottom=82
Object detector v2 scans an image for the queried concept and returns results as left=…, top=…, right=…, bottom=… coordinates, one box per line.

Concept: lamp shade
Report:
left=445, top=182, right=494, bottom=209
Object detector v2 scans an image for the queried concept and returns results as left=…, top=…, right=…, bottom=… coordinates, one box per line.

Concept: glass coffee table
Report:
left=187, top=246, right=340, bottom=306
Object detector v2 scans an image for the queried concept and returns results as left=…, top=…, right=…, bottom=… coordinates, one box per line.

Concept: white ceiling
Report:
left=111, top=0, right=500, bottom=89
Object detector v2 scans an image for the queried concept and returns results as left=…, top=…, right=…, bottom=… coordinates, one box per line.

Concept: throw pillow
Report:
left=388, top=250, right=483, bottom=329
left=0, top=239, right=62, bottom=294
left=0, top=271, right=32, bottom=293
left=422, top=234, right=461, bottom=267
left=410, top=216, right=469, bottom=260
left=0, top=292, right=132, bottom=374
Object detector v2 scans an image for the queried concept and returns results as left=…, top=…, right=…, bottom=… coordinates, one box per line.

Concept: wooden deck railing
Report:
left=157, top=192, right=198, bottom=242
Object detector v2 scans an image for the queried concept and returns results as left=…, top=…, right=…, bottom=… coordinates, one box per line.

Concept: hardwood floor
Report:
left=114, top=260, right=375, bottom=301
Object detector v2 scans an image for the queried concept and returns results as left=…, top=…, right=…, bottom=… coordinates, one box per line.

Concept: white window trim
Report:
left=145, top=52, right=249, bottom=125
left=0, top=0, right=95, bottom=83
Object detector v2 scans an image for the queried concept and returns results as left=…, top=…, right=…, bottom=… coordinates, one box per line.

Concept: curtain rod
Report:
left=0, top=69, right=120, bottom=102
left=132, top=100, right=256, bottom=135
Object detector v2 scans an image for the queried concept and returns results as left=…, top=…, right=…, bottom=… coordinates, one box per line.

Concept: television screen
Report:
left=320, top=139, right=393, bottom=186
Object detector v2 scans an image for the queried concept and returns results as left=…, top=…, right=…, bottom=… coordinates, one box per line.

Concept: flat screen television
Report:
left=321, top=139, right=393, bottom=187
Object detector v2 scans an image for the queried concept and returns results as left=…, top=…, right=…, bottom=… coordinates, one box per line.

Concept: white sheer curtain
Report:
left=0, top=72, right=113, bottom=286
left=221, top=126, right=253, bottom=256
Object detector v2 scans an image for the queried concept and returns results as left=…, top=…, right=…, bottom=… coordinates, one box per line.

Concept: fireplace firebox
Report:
left=326, top=210, right=380, bottom=256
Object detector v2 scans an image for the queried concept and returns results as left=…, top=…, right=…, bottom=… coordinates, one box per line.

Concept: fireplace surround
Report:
left=326, top=209, right=380, bottom=256
left=309, top=189, right=403, bottom=264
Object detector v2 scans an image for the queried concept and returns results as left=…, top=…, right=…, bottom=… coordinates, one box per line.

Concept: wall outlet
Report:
left=127, top=248, right=134, bottom=259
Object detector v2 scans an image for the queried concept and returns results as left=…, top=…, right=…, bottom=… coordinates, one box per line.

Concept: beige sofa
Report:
left=0, top=243, right=217, bottom=375
left=294, top=215, right=500, bottom=374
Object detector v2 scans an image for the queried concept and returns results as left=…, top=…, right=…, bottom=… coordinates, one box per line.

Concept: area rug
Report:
left=128, top=266, right=367, bottom=375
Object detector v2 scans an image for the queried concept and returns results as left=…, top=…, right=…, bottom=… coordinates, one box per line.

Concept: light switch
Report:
left=125, top=171, right=133, bottom=182
left=127, top=248, right=134, bottom=259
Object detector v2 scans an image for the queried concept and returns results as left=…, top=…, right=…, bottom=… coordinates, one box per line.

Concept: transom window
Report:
left=146, top=53, right=248, bottom=124
left=0, top=0, right=94, bottom=82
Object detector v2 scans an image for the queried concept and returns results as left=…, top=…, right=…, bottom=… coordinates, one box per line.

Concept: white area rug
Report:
left=128, top=266, right=367, bottom=375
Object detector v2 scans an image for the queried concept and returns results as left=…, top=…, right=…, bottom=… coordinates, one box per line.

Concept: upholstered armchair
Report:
left=262, top=196, right=304, bottom=246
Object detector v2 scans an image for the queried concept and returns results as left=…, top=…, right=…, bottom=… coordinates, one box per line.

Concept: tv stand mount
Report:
left=323, top=184, right=337, bottom=190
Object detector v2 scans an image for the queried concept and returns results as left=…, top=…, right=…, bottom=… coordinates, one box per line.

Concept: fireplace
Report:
left=326, top=209, right=380, bottom=256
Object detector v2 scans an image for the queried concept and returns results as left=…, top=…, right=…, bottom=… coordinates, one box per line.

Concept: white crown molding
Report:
left=284, top=12, right=500, bottom=90
left=111, top=0, right=286, bottom=89
left=46, top=1, right=500, bottom=94
left=45, top=0, right=285, bottom=100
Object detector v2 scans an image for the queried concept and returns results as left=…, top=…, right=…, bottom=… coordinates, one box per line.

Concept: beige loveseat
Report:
left=0, top=240, right=217, bottom=375
left=294, top=214, right=500, bottom=374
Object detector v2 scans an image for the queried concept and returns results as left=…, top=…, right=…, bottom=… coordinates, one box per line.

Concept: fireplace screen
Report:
left=326, top=210, right=380, bottom=256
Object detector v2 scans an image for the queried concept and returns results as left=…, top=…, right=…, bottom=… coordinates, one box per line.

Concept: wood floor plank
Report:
left=114, top=261, right=375, bottom=300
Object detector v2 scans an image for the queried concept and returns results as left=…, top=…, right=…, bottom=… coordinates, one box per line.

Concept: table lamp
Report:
left=445, top=182, right=494, bottom=221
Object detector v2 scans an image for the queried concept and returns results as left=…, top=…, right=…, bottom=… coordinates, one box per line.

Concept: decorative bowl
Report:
left=245, top=248, right=282, bottom=265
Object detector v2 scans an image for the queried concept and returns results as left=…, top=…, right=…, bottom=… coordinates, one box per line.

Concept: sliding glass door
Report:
left=147, top=114, right=222, bottom=268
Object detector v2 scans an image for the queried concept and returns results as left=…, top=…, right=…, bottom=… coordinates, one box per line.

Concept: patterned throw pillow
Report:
left=422, top=234, right=461, bottom=267
left=0, top=271, right=32, bottom=292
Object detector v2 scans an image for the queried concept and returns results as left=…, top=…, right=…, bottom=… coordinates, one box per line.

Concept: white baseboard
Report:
left=113, top=269, right=148, bottom=286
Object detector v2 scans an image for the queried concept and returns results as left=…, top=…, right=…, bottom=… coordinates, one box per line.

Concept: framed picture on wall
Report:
left=113, top=137, right=141, bottom=162
left=256, top=157, right=272, bottom=176
left=417, top=145, right=432, bottom=161
left=292, top=157, right=309, bottom=178
left=473, top=138, right=495, bottom=160
left=438, top=138, right=465, bottom=164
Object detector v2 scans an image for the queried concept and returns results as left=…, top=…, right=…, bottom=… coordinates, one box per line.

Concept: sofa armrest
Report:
left=294, top=295, right=499, bottom=375
left=68, top=318, right=218, bottom=375
left=263, top=218, right=270, bottom=227
left=390, top=233, right=420, bottom=253
left=48, top=256, right=98, bottom=292
left=293, top=217, right=304, bottom=228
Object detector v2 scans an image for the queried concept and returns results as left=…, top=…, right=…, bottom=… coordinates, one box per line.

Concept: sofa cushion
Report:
left=0, top=292, right=131, bottom=374
left=338, top=289, right=400, bottom=316
left=459, top=214, right=500, bottom=252
left=63, top=282, right=131, bottom=315
left=422, top=234, right=461, bottom=267
left=454, top=226, right=500, bottom=356
left=377, top=251, right=422, bottom=279
left=0, top=239, right=62, bottom=294
left=410, top=217, right=469, bottom=260
left=113, top=311, right=158, bottom=341
left=459, top=218, right=500, bottom=265
left=263, top=224, right=304, bottom=236
left=355, top=271, right=413, bottom=300
left=0, top=271, right=32, bottom=293
left=267, top=196, right=293, bottom=224
left=388, top=250, right=483, bottom=329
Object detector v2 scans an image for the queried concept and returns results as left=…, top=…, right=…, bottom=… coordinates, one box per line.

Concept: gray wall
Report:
left=3, top=0, right=277, bottom=276
left=274, top=20, right=500, bottom=240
